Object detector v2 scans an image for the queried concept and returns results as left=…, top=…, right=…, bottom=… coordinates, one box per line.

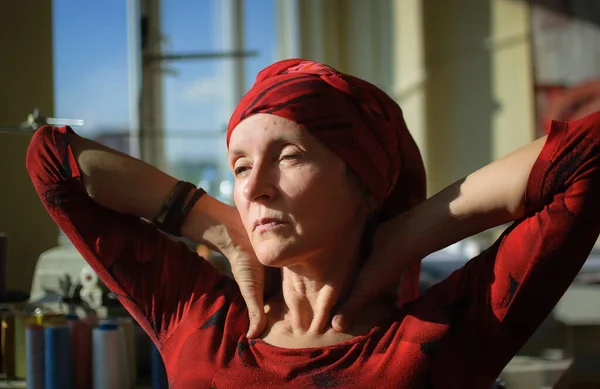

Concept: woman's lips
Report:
left=253, top=218, right=287, bottom=232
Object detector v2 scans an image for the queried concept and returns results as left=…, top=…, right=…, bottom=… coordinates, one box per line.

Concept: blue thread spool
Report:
left=25, top=324, right=44, bottom=389
left=151, top=343, right=168, bottom=389
left=45, top=324, right=73, bottom=389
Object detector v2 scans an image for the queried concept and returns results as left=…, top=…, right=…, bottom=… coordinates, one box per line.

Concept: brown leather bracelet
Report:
left=177, top=188, right=207, bottom=236
left=152, top=181, right=197, bottom=236
left=153, top=181, right=186, bottom=222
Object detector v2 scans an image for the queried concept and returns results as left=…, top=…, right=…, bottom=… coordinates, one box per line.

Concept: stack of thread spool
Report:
left=21, top=312, right=168, bottom=389
left=0, top=235, right=169, bottom=388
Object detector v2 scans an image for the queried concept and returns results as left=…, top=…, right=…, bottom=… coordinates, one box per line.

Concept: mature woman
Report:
left=27, top=59, right=600, bottom=388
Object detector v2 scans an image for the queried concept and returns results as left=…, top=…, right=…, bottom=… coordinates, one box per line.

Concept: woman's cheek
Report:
left=285, top=164, right=321, bottom=192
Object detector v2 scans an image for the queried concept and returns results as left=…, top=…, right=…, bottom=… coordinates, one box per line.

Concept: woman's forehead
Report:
left=228, top=114, right=306, bottom=151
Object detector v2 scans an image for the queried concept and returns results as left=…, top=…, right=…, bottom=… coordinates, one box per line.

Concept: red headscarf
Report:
left=227, top=59, right=426, bottom=305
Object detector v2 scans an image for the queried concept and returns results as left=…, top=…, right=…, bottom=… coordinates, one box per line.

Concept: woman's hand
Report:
left=217, top=221, right=267, bottom=339
left=331, top=213, right=419, bottom=332
left=182, top=197, right=267, bottom=338
left=332, top=136, right=547, bottom=332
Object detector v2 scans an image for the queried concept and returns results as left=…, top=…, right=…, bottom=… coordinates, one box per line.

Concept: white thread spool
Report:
left=92, top=322, right=130, bottom=389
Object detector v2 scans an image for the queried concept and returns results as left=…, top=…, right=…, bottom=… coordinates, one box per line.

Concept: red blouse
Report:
left=26, top=113, right=600, bottom=388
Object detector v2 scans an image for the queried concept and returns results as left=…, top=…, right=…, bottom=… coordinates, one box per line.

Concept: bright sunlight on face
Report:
left=228, top=114, right=367, bottom=268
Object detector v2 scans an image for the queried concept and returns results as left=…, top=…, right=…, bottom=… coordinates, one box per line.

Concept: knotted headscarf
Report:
left=227, top=59, right=426, bottom=305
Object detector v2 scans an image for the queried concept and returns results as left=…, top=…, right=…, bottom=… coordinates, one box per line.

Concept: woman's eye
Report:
left=280, top=154, right=298, bottom=161
left=234, top=166, right=249, bottom=176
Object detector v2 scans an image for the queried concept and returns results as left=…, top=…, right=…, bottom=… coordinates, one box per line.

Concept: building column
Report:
left=390, top=0, right=428, bottom=183
left=410, top=0, right=535, bottom=194
left=139, top=0, right=166, bottom=169
left=489, top=0, right=536, bottom=160
left=0, top=0, right=58, bottom=292
left=276, top=0, right=394, bottom=91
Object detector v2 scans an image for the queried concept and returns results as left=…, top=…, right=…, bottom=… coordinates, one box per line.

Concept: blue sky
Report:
left=53, top=0, right=277, bottom=170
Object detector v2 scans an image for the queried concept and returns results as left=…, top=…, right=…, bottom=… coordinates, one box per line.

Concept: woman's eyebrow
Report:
left=228, top=148, right=245, bottom=157
left=230, top=136, right=304, bottom=157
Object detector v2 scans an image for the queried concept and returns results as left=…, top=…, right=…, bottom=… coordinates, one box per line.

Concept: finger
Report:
left=332, top=266, right=382, bottom=332
left=242, top=290, right=267, bottom=338
left=231, top=263, right=267, bottom=338
left=236, top=276, right=266, bottom=338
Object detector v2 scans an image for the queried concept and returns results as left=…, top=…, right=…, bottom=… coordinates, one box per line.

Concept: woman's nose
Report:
left=243, top=163, right=276, bottom=202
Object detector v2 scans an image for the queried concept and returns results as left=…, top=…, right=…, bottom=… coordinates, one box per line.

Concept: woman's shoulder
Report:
left=162, top=273, right=248, bottom=343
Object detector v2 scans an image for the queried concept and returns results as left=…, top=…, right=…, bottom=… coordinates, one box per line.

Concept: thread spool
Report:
left=116, top=317, right=137, bottom=386
left=14, top=315, right=32, bottom=379
left=0, top=323, right=3, bottom=375
left=134, top=327, right=152, bottom=381
left=151, top=343, right=168, bottom=389
left=117, top=325, right=131, bottom=388
left=67, top=315, right=92, bottom=389
left=34, top=311, right=65, bottom=327
left=26, top=324, right=44, bottom=389
left=44, top=313, right=66, bottom=327
left=0, top=234, right=7, bottom=302
left=0, top=235, right=6, bottom=375
left=2, top=312, right=15, bottom=377
left=45, top=324, right=73, bottom=389
left=83, top=314, right=99, bottom=327
left=92, top=322, right=130, bottom=389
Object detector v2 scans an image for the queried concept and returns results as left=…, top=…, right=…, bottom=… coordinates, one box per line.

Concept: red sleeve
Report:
left=26, top=126, right=236, bottom=345
left=427, top=112, right=600, bottom=384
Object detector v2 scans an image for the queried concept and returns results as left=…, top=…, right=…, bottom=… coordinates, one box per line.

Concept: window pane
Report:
left=53, top=1, right=131, bottom=151
left=244, top=0, right=278, bottom=90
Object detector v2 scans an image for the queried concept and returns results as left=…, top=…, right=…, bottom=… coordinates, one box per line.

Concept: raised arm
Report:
left=400, top=133, right=546, bottom=257
left=415, top=113, right=600, bottom=384
left=63, top=127, right=241, bottom=247
left=334, top=127, right=547, bottom=329
left=333, top=112, right=600, bottom=385
left=26, top=126, right=245, bottom=344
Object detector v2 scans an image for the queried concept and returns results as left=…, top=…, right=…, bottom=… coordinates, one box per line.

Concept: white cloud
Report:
left=182, top=75, right=228, bottom=105
left=175, top=73, right=233, bottom=133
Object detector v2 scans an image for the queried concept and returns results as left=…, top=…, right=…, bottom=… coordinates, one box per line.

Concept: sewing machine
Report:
left=27, top=226, right=225, bottom=318
left=29, top=238, right=124, bottom=318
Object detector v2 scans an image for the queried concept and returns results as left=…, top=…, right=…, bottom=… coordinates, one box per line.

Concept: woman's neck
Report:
left=261, top=250, right=394, bottom=348
left=265, top=238, right=362, bottom=338
left=279, top=266, right=351, bottom=334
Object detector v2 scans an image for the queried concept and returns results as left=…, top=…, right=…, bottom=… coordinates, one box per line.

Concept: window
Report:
left=53, top=1, right=131, bottom=151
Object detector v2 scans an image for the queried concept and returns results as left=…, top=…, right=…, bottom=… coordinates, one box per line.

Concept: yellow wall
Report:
left=393, top=0, right=536, bottom=194
left=291, top=0, right=395, bottom=93
left=490, top=0, right=536, bottom=160
left=0, top=0, right=58, bottom=293
left=391, top=0, right=428, bottom=173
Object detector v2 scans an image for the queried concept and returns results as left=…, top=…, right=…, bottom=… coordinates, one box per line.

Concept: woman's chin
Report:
left=256, top=252, right=289, bottom=268
left=253, top=235, right=299, bottom=267
left=255, top=242, right=299, bottom=268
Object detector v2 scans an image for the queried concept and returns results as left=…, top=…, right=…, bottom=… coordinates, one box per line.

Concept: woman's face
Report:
left=228, top=114, right=365, bottom=267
